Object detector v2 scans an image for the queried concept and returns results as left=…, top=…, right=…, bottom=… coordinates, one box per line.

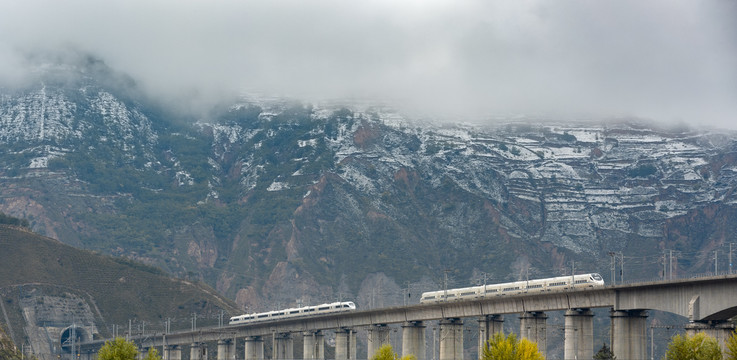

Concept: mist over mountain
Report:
left=2, top=0, right=736, bottom=129
left=2, top=53, right=737, bottom=317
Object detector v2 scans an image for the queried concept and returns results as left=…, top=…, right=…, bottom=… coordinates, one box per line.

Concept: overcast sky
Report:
left=1, top=0, right=735, bottom=128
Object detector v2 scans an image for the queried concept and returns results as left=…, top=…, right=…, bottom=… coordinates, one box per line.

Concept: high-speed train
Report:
left=420, top=273, right=604, bottom=304
left=229, top=301, right=356, bottom=325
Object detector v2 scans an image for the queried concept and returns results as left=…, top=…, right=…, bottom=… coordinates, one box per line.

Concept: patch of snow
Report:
left=589, top=212, right=631, bottom=232
left=211, top=124, right=242, bottom=144
left=378, top=112, right=410, bottom=129
left=509, top=170, right=529, bottom=179
left=434, top=128, right=473, bottom=142
left=510, top=137, right=540, bottom=144
left=514, top=194, right=541, bottom=202
left=207, top=180, right=219, bottom=200
left=91, top=91, right=157, bottom=144
left=615, top=134, right=668, bottom=143
left=535, top=161, right=581, bottom=180
left=545, top=203, right=587, bottom=212
left=267, top=181, right=289, bottom=191
left=338, top=164, right=377, bottom=194
left=175, top=171, right=194, bottom=186
left=208, top=157, right=222, bottom=172
left=563, top=129, right=602, bottom=143
left=0, top=88, right=80, bottom=143
left=636, top=222, right=663, bottom=237
left=311, top=108, right=332, bottom=120
left=29, top=156, right=51, bottom=168
left=298, top=139, right=318, bottom=147
left=542, top=146, right=589, bottom=160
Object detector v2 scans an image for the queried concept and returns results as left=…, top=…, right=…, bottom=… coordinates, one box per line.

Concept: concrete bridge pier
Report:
left=519, top=312, right=547, bottom=356
left=303, top=331, right=325, bottom=360
left=610, top=309, right=648, bottom=360
left=564, top=309, right=593, bottom=360
left=439, top=318, right=463, bottom=360
left=401, top=321, right=426, bottom=360
left=367, top=324, right=391, bottom=359
left=478, top=315, right=504, bottom=355
left=190, top=342, right=207, bottom=360
left=335, top=328, right=357, bottom=360
left=244, top=336, right=264, bottom=360
left=164, top=345, right=182, bottom=360
left=217, top=340, right=235, bottom=360
left=273, top=333, right=294, bottom=360
left=685, top=321, right=736, bottom=353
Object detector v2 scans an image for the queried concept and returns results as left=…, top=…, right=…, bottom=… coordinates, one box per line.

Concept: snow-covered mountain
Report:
left=2, top=53, right=737, bottom=314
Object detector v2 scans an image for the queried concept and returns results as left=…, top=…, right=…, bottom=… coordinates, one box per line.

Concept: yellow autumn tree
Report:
left=663, top=332, right=721, bottom=360
left=97, top=337, right=161, bottom=360
left=371, top=344, right=416, bottom=360
left=724, top=329, right=737, bottom=360
left=142, top=347, right=162, bottom=360
left=481, top=332, right=544, bottom=360
left=97, top=337, right=138, bottom=360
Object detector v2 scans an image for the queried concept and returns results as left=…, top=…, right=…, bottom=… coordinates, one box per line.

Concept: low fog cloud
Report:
left=1, top=0, right=735, bottom=127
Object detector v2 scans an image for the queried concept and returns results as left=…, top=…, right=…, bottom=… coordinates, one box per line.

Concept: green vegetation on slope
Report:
left=0, top=325, right=26, bottom=360
left=0, top=213, right=29, bottom=228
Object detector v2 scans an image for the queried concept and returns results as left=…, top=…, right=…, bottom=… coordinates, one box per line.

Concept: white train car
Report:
left=229, top=301, right=356, bottom=325
left=420, top=273, right=604, bottom=304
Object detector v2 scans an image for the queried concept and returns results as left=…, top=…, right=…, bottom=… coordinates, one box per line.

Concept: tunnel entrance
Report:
left=60, top=325, right=89, bottom=353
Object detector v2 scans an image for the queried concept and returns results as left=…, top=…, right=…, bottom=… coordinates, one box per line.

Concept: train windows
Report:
left=461, top=292, right=476, bottom=296
left=230, top=302, right=357, bottom=324
left=485, top=289, right=498, bottom=293
left=550, top=282, right=566, bottom=286
left=575, top=280, right=587, bottom=284
left=528, top=284, right=543, bottom=289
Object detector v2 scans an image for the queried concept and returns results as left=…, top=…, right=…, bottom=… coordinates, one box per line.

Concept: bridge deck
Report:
left=78, top=274, right=737, bottom=350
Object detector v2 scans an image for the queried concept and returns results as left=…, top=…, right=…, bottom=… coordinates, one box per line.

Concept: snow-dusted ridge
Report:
left=2, top=74, right=737, bottom=258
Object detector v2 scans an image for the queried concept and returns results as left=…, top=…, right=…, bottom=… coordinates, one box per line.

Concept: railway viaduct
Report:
left=77, top=274, right=737, bottom=360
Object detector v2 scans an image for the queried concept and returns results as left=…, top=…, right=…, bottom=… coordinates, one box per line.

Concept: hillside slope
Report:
left=0, top=224, right=238, bottom=357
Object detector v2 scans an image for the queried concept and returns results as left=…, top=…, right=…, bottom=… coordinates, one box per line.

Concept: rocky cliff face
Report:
left=1, top=54, right=736, bottom=312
